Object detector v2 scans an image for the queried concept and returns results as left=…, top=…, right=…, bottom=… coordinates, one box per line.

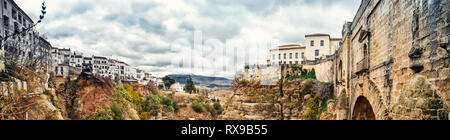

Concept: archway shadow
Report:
left=352, top=96, right=376, bottom=120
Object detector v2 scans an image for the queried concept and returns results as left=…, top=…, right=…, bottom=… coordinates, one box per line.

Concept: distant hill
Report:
left=168, top=74, right=231, bottom=88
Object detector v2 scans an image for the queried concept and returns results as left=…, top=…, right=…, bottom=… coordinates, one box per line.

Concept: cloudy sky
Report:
left=15, top=0, right=361, bottom=78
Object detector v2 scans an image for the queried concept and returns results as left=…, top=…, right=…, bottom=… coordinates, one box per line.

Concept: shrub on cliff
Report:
left=147, top=84, right=158, bottom=94
left=110, top=103, right=124, bottom=120
left=124, top=84, right=142, bottom=105
left=213, top=102, right=224, bottom=115
left=286, top=68, right=317, bottom=80
left=146, top=95, right=163, bottom=116
left=92, top=103, right=124, bottom=120
left=304, top=97, right=320, bottom=120
left=114, top=86, right=132, bottom=102
left=191, top=102, right=204, bottom=113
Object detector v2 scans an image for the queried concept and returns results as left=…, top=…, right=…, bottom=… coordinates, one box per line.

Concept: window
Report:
left=296, top=53, right=298, bottom=59
left=363, top=44, right=368, bottom=58
left=4, top=1, right=7, bottom=9
left=315, top=50, right=320, bottom=56
left=289, top=61, right=292, bottom=65
left=12, top=9, right=17, bottom=20
left=320, top=40, right=324, bottom=46
left=301, top=52, right=305, bottom=58
left=18, top=14, right=22, bottom=24
left=3, top=16, right=9, bottom=28
left=21, top=27, right=25, bottom=36
left=289, top=53, right=292, bottom=59
left=284, top=53, right=286, bottom=59
left=310, top=41, right=314, bottom=46
left=295, top=61, right=298, bottom=65
left=14, top=22, right=18, bottom=34
left=278, top=54, right=281, bottom=59
left=273, top=54, right=276, bottom=60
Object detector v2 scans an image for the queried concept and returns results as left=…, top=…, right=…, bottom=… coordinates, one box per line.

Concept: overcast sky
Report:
left=15, top=0, right=361, bottom=78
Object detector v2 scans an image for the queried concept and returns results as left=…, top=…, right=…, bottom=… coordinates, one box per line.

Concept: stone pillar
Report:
left=0, top=83, right=3, bottom=96
left=1, top=82, right=7, bottom=96
left=16, top=81, right=22, bottom=91
left=22, top=81, right=27, bottom=91
left=8, top=82, right=14, bottom=95
left=337, top=109, right=348, bottom=120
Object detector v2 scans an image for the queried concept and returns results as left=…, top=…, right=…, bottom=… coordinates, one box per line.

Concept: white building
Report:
left=114, top=60, right=129, bottom=80
left=57, top=48, right=71, bottom=65
left=69, top=52, right=83, bottom=71
left=304, top=33, right=341, bottom=61
left=107, top=59, right=119, bottom=80
left=269, top=44, right=306, bottom=66
left=170, top=82, right=184, bottom=92
left=130, top=67, right=137, bottom=80
left=1, top=0, right=36, bottom=66
left=0, top=0, right=53, bottom=73
left=92, top=56, right=109, bottom=77
left=83, top=57, right=92, bottom=65
left=50, top=48, right=71, bottom=78
left=135, top=69, right=148, bottom=85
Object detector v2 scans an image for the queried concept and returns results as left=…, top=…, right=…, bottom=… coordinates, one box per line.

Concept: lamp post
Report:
left=0, top=1, right=46, bottom=72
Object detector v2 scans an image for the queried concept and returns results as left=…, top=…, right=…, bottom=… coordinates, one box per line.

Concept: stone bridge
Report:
left=333, top=0, right=449, bottom=120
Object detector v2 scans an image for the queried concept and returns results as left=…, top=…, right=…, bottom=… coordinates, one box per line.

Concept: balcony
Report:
left=356, top=57, right=368, bottom=74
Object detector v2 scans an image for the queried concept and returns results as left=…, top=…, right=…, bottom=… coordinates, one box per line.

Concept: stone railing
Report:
left=0, top=79, right=28, bottom=97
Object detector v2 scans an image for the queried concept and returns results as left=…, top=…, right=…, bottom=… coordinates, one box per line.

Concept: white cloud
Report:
left=14, top=0, right=361, bottom=78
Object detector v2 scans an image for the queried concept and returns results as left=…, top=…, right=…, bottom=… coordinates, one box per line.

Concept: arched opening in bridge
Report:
left=352, top=96, right=376, bottom=120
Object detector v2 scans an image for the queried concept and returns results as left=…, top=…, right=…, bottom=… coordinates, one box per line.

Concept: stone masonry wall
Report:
left=337, top=0, right=449, bottom=120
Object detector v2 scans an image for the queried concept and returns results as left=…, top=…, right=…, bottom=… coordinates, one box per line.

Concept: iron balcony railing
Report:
left=356, top=57, right=369, bottom=74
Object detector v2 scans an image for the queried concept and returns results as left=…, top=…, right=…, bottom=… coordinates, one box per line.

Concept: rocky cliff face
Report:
left=221, top=79, right=335, bottom=120
left=54, top=74, right=116, bottom=119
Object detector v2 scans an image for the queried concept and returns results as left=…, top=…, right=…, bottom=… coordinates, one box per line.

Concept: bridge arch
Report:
left=351, top=79, right=388, bottom=120
left=352, top=96, right=376, bottom=120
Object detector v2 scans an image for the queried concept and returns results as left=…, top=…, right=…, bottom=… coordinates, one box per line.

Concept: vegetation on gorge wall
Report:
left=229, top=73, right=334, bottom=120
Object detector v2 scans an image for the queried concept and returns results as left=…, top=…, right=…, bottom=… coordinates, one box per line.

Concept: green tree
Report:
left=309, top=69, right=317, bottom=79
left=162, top=75, right=176, bottom=89
left=184, top=76, right=196, bottom=94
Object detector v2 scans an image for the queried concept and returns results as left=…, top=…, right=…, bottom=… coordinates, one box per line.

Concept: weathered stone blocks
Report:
left=409, top=44, right=424, bottom=59
left=390, top=76, right=448, bottom=120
